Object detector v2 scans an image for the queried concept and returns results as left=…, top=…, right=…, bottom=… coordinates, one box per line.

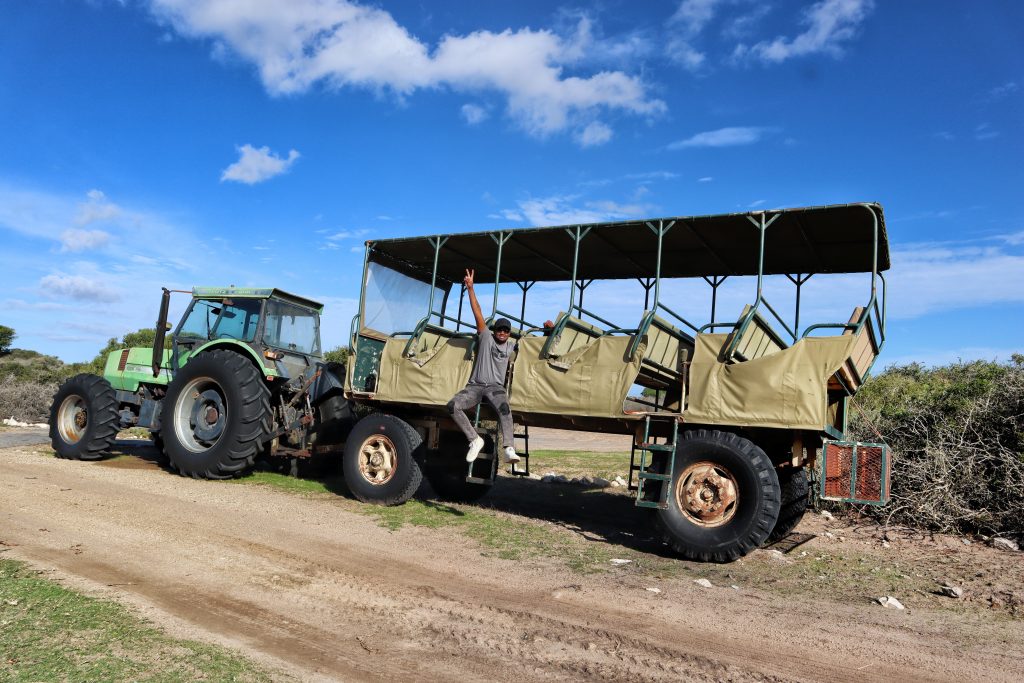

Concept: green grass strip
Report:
left=0, top=558, right=277, bottom=683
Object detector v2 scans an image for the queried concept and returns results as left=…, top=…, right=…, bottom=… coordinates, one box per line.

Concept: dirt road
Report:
left=2, top=441, right=1022, bottom=682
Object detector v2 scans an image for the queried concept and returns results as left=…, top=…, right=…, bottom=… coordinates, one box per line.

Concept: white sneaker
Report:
left=466, top=436, right=486, bottom=462
left=503, top=446, right=520, bottom=464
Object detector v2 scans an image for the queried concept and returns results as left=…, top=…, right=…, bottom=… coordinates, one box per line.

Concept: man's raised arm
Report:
left=464, top=268, right=488, bottom=334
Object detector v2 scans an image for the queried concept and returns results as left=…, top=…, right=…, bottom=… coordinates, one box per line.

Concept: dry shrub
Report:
left=848, top=357, right=1024, bottom=537
left=0, top=376, right=57, bottom=423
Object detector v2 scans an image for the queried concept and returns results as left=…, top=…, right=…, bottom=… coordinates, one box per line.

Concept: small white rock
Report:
left=991, top=537, right=1020, bottom=552
left=961, top=538, right=972, bottom=546
left=821, top=531, right=836, bottom=539
left=820, top=510, right=835, bottom=521
left=939, top=585, right=964, bottom=599
left=5, top=599, right=19, bottom=606
left=609, top=558, right=632, bottom=565
left=877, top=596, right=905, bottom=610
left=882, top=541, right=890, bottom=548
left=730, top=584, right=740, bottom=591
left=694, top=578, right=713, bottom=588
left=611, top=480, right=622, bottom=487
left=645, top=587, right=661, bottom=594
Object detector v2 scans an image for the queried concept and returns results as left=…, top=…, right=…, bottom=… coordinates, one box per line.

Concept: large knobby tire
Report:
left=343, top=414, right=423, bottom=505
left=767, top=467, right=810, bottom=543
left=49, top=374, right=119, bottom=460
left=656, top=429, right=781, bottom=562
left=424, top=430, right=492, bottom=503
left=162, top=350, right=271, bottom=479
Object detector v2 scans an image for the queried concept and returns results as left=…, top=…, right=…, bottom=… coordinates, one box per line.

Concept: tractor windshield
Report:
left=263, top=299, right=321, bottom=356
left=178, top=298, right=261, bottom=342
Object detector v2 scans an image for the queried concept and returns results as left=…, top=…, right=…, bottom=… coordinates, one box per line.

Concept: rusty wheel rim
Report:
left=57, top=395, right=87, bottom=444
left=358, top=434, right=397, bottom=485
left=675, top=461, right=738, bottom=527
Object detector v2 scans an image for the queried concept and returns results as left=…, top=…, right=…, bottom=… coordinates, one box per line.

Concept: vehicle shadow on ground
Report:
left=478, top=475, right=675, bottom=558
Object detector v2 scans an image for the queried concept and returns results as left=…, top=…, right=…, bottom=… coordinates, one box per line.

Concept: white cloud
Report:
left=576, top=121, right=613, bottom=147
left=221, top=144, right=300, bottom=184
left=974, top=123, right=999, bottom=141
left=697, top=176, right=714, bottom=182
left=148, top=0, right=664, bottom=139
left=670, top=0, right=723, bottom=35
left=59, top=228, right=111, bottom=252
left=734, top=0, right=874, bottom=64
left=39, top=273, right=120, bottom=302
left=75, top=189, right=121, bottom=226
left=509, top=194, right=650, bottom=226
left=986, top=81, right=1018, bottom=101
left=461, top=103, right=488, bottom=125
left=669, top=126, right=769, bottom=149
left=325, top=228, right=370, bottom=241
left=885, top=242, right=1024, bottom=319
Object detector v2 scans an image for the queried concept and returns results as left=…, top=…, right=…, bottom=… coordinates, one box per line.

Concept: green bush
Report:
left=847, top=356, right=1024, bottom=537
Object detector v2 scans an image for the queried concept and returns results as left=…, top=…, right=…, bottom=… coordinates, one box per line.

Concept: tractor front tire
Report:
left=49, top=374, right=119, bottom=460
left=162, top=350, right=271, bottom=479
left=343, top=414, right=423, bottom=505
left=655, top=429, right=781, bottom=562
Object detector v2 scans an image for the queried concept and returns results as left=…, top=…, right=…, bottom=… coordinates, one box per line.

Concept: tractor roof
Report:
left=367, top=202, right=889, bottom=284
left=191, top=287, right=323, bottom=312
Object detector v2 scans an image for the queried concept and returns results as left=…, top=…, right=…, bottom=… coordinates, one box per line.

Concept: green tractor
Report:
left=49, top=287, right=353, bottom=478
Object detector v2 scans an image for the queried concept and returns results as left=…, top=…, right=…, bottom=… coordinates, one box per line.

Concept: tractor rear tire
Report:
left=655, top=429, right=781, bottom=562
left=49, top=374, right=119, bottom=460
left=162, top=350, right=271, bottom=479
left=343, top=414, right=423, bottom=505
left=767, top=467, right=810, bottom=543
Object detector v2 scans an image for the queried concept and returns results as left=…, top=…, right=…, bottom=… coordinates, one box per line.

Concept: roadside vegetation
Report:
left=847, top=357, right=1024, bottom=538
left=0, top=557, right=278, bottom=682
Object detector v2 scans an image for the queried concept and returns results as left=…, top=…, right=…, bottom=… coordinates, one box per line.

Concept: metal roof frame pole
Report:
left=565, top=226, right=592, bottom=314
left=786, top=273, right=813, bottom=343
left=576, top=279, right=594, bottom=311
left=352, top=241, right=374, bottom=351
left=702, top=275, right=727, bottom=327
left=489, top=232, right=513, bottom=318
left=745, top=212, right=780, bottom=306
left=455, top=283, right=465, bottom=332
left=426, top=236, right=449, bottom=321
left=644, top=219, right=677, bottom=309
left=637, top=277, right=655, bottom=311
left=517, top=281, right=535, bottom=333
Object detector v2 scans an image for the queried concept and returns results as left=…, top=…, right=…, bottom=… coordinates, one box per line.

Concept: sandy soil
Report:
left=2, top=438, right=1022, bottom=682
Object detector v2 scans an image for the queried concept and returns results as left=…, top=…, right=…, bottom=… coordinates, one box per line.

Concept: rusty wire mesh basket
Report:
left=820, top=440, right=890, bottom=505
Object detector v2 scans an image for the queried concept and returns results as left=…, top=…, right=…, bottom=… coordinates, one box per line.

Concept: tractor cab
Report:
left=168, top=287, right=324, bottom=381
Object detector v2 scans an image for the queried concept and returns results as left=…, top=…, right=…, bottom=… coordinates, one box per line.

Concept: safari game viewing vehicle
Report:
left=51, top=202, right=890, bottom=562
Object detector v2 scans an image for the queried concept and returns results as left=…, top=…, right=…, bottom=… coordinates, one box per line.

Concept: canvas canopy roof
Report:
left=366, top=202, right=889, bottom=285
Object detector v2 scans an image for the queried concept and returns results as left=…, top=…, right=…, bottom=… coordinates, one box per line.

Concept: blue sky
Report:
left=1, top=0, right=1021, bottom=367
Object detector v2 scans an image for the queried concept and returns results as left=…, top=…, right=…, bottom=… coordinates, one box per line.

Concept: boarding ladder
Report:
left=629, top=415, right=679, bottom=509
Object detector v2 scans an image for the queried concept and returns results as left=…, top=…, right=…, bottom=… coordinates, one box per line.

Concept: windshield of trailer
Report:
left=362, top=262, right=437, bottom=335
left=177, top=298, right=262, bottom=342
left=263, top=299, right=322, bottom=356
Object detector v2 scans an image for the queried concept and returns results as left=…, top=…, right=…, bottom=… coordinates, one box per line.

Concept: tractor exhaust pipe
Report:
left=152, top=288, right=171, bottom=378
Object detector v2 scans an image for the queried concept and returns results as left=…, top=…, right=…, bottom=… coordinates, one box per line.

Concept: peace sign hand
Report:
left=464, top=269, right=475, bottom=289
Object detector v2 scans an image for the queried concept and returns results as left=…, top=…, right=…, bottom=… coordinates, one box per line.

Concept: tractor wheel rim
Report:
left=173, top=377, right=227, bottom=453
left=358, top=435, right=397, bottom=485
left=57, top=395, right=87, bottom=444
left=676, top=461, right=738, bottom=527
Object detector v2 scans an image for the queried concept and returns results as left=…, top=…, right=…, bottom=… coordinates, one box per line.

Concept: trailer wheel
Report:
left=424, top=431, right=492, bottom=503
left=49, top=374, right=119, bottom=460
left=656, top=429, right=781, bottom=562
left=162, top=350, right=271, bottom=479
left=343, top=414, right=423, bottom=505
left=767, top=467, right=810, bottom=543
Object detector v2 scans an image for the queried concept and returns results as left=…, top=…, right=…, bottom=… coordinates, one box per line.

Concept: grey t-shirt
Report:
left=469, top=330, right=511, bottom=386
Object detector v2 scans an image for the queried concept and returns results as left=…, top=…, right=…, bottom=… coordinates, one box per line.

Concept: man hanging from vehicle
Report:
left=447, top=268, right=520, bottom=464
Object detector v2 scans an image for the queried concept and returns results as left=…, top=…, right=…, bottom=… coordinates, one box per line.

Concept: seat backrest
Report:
left=838, top=306, right=879, bottom=389
left=725, top=304, right=788, bottom=362
left=636, top=312, right=694, bottom=377
left=541, top=312, right=603, bottom=359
